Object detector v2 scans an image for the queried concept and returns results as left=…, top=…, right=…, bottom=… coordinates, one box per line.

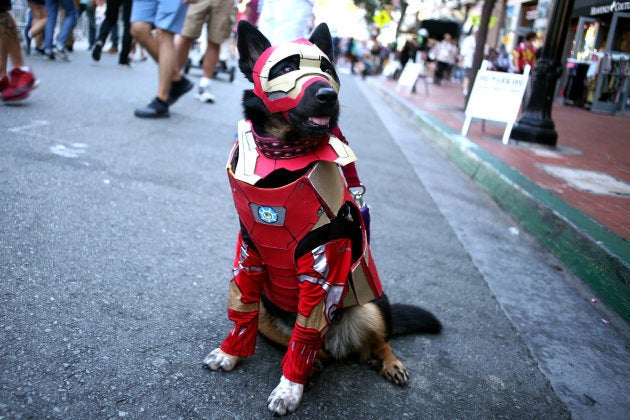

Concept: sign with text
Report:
left=462, top=62, right=530, bottom=144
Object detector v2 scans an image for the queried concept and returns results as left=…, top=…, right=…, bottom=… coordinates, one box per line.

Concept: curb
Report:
left=367, top=77, right=630, bottom=323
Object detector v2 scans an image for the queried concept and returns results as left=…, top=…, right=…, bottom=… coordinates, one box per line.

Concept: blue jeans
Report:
left=77, top=2, right=97, bottom=48
left=44, top=0, right=78, bottom=53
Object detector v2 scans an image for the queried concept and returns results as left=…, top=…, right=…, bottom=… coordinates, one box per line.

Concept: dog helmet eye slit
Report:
left=269, top=54, right=301, bottom=80
left=320, top=58, right=339, bottom=82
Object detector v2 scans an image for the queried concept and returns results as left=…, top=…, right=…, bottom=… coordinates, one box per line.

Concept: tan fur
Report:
left=258, top=300, right=293, bottom=346
left=262, top=115, right=294, bottom=139
left=258, top=301, right=410, bottom=386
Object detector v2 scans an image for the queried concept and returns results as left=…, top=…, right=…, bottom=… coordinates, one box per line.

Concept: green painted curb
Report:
left=367, top=78, right=630, bottom=323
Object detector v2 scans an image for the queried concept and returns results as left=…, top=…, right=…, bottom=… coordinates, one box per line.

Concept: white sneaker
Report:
left=196, top=86, right=215, bottom=103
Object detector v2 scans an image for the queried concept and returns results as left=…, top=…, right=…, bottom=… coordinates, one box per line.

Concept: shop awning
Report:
left=419, top=18, right=462, bottom=40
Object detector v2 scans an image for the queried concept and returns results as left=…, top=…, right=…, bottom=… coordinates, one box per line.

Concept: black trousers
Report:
left=96, top=0, right=132, bottom=64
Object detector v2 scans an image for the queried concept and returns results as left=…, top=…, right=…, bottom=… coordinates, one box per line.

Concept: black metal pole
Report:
left=510, top=0, right=575, bottom=146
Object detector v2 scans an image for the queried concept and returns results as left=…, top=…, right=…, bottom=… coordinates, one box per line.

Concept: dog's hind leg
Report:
left=328, top=303, right=410, bottom=386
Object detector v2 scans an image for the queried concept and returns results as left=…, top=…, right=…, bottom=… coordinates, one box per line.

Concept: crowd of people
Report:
left=2, top=0, right=539, bottom=110
left=1, top=0, right=329, bottom=114
left=383, top=27, right=538, bottom=97
left=1, top=0, right=239, bottom=115
left=320, top=25, right=537, bottom=99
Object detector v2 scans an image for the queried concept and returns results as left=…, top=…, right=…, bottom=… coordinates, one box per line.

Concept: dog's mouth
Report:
left=308, top=116, right=331, bottom=127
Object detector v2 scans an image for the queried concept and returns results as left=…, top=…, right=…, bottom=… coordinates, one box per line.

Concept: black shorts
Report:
left=0, top=0, right=12, bottom=13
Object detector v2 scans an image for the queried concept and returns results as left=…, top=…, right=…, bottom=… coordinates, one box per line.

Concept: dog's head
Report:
left=237, top=20, right=340, bottom=143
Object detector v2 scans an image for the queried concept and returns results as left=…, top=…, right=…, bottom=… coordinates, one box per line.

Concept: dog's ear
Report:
left=308, top=23, right=334, bottom=62
left=237, top=20, right=272, bottom=83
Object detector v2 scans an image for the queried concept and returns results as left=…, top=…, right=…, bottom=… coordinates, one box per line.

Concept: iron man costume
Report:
left=219, top=120, right=383, bottom=384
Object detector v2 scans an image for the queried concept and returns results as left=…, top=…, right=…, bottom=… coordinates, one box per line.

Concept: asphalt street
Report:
left=1, top=51, right=629, bottom=419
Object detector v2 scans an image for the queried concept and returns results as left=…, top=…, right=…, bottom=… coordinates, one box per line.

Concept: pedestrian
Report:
left=23, top=0, right=47, bottom=55
left=433, top=33, right=457, bottom=85
left=130, top=0, right=196, bottom=118
left=91, top=0, right=133, bottom=67
left=488, top=46, right=511, bottom=73
left=174, top=0, right=234, bottom=103
left=1, top=0, right=39, bottom=102
left=399, top=38, right=417, bottom=69
left=256, top=0, right=313, bottom=45
left=43, top=0, right=78, bottom=61
left=513, top=31, right=537, bottom=74
left=459, top=27, right=477, bottom=96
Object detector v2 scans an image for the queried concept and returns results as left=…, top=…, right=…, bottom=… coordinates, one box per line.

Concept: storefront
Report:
left=563, top=0, right=630, bottom=115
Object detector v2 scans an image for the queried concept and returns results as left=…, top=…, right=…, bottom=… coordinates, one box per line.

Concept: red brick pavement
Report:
left=377, top=77, right=630, bottom=241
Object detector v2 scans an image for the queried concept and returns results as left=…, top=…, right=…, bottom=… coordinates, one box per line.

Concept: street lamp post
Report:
left=510, top=0, right=575, bottom=146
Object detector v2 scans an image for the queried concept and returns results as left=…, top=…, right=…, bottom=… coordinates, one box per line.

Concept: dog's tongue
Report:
left=310, top=116, right=330, bottom=126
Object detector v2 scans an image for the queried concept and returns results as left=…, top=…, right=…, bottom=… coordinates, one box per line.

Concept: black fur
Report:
left=236, top=20, right=271, bottom=83
left=389, top=303, right=442, bottom=336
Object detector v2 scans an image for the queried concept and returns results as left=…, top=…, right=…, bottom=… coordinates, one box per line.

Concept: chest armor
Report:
left=226, top=120, right=382, bottom=311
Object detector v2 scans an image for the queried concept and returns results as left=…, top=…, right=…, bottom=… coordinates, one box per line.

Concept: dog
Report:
left=203, top=20, right=442, bottom=416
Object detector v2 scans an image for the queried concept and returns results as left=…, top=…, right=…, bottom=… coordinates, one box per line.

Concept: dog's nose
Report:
left=316, top=87, right=337, bottom=104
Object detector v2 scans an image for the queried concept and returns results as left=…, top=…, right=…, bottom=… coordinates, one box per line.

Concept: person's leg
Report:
left=29, top=5, right=44, bottom=53
left=87, top=2, right=97, bottom=48
left=156, top=28, right=176, bottom=102
left=134, top=0, right=189, bottom=117
left=201, top=40, right=219, bottom=79
left=5, top=14, right=30, bottom=68
left=174, top=34, right=193, bottom=74
left=0, top=10, right=12, bottom=78
left=196, top=0, right=232, bottom=103
left=133, top=26, right=175, bottom=118
left=130, top=21, right=158, bottom=61
left=43, top=0, right=58, bottom=55
left=92, top=0, right=120, bottom=60
left=30, top=1, right=47, bottom=36
left=158, top=0, right=191, bottom=103
left=24, top=6, right=33, bottom=53
left=0, top=9, right=37, bottom=101
left=109, top=21, right=119, bottom=51
left=195, top=40, right=218, bottom=102
left=118, top=0, right=133, bottom=65
left=130, top=0, right=160, bottom=60
left=54, top=0, right=77, bottom=55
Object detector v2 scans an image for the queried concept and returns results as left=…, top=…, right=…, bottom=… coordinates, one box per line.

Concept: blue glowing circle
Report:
left=258, top=206, right=278, bottom=223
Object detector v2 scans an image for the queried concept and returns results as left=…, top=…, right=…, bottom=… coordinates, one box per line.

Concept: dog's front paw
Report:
left=267, top=375, right=304, bottom=416
left=202, top=348, right=240, bottom=372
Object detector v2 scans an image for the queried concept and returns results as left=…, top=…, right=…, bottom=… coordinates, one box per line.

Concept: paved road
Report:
left=1, top=51, right=628, bottom=419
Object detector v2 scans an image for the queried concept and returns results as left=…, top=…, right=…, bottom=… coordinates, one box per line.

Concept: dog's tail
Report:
left=390, top=303, right=442, bottom=337
left=375, top=294, right=442, bottom=337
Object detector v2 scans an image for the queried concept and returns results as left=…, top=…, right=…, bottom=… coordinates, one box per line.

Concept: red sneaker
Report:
left=2, top=68, right=37, bottom=102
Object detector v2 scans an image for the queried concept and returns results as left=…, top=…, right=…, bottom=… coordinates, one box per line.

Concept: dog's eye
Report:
left=269, top=55, right=300, bottom=80
left=280, top=65, right=294, bottom=74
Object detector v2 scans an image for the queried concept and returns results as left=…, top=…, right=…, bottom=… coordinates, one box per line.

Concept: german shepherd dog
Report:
left=203, top=20, right=441, bottom=416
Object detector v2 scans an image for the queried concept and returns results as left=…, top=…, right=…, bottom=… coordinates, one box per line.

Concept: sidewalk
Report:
left=367, top=75, right=630, bottom=322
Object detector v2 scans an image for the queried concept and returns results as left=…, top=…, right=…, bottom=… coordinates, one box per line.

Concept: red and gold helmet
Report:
left=252, top=38, right=340, bottom=114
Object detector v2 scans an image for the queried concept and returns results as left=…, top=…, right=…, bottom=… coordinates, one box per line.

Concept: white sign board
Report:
left=396, top=62, right=426, bottom=93
left=462, top=62, right=530, bottom=144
